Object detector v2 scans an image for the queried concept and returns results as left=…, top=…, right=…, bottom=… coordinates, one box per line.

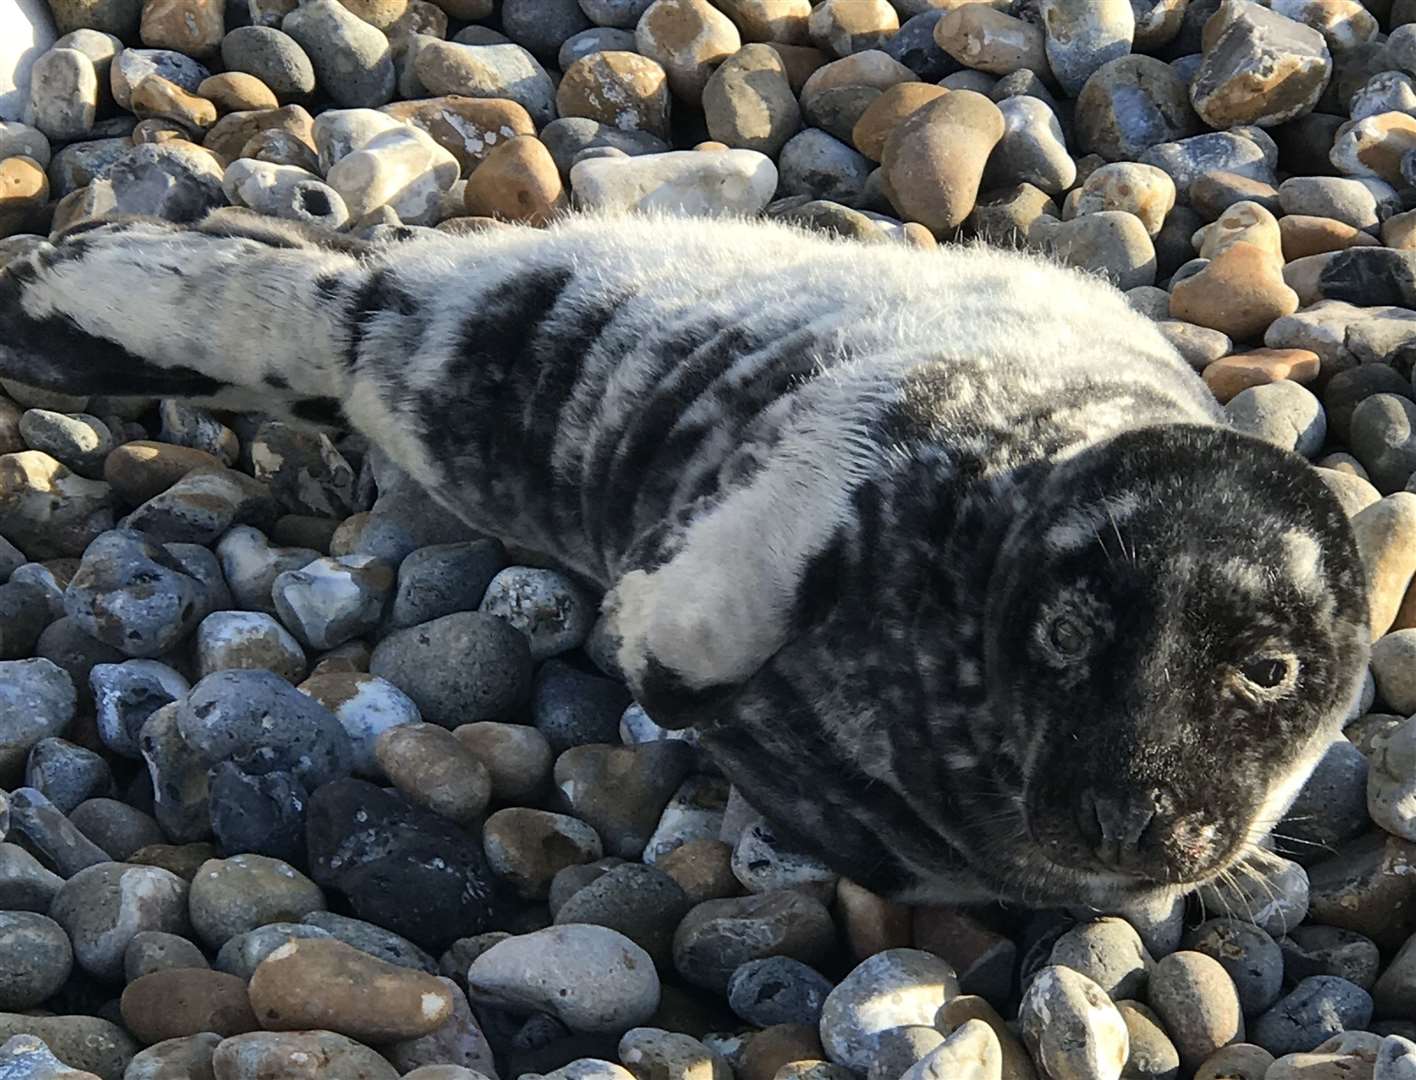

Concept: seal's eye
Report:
left=1241, top=656, right=1292, bottom=690
left=1048, top=614, right=1089, bottom=658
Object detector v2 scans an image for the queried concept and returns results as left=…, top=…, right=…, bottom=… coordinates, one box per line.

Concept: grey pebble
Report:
left=1049, top=916, right=1153, bottom=1001
left=1147, top=951, right=1246, bottom=1072
left=214, top=921, right=333, bottom=979
left=540, top=117, right=669, bottom=176
left=110, top=48, right=209, bottom=111
left=728, top=956, right=834, bottom=1028
left=0, top=843, right=63, bottom=913
left=776, top=128, right=872, bottom=205
left=1118, top=1000, right=1181, bottom=1080
left=24, top=736, right=111, bottom=814
left=1018, top=964, right=1130, bottom=1080
left=578, top=0, right=652, bottom=29
left=50, top=859, right=189, bottom=980
left=139, top=701, right=211, bottom=843
left=90, top=659, right=188, bottom=759
left=1183, top=919, right=1283, bottom=1018
left=214, top=525, right=319, bottom=617
left=531, top=659, right=632, bottom=752
left=220, top=25, right=317, bottom=100
left=387, top=539, right=506, bottom=632
left=64, top=530, right=207, bottom=659
left=559, top=28, right=639, bottom=72
left=479, top=566, right=597, bottom=663
left=674, top=890, right=837, bottom=996
left=69, top=798, right=165, bottom=861
left=863, top=1026, right=945, bottom=1080
left=502, top=0, right=590, bottom=57
left=1352, top=394, right=1416, bottom=493
left=552, top=862, right=690, bottom=971
left=0, top=580, right=55, bottom=662
left=1276, top=738, right=1371, bottom=863
left=123, top=929, right=209, bottom=981
left=5, top=787, right=109, bottom=879
left=188, top=852, right=326, bottom=949
left=1251, top=976, right=1373, bottom=1056
left=281, top=0, right=395, bottom=107
left=302, top=910, right=437, bottom=972
left=1281, top=926, right=1382, bottom=991
left=1279, top=175, right=1396, bottom=232
left=0, top=911, right=72, bottom=1009
left=414, top=40, right=556, bottom=127
left=109, top=142, right=226, bottom=223
left=1224, top=382, right=1327, bottom=459
left=271, top=553, right=394, bottom=650
left=18, top=411, right=112, bottom=479
left=25, top=47, right=98, bottom=144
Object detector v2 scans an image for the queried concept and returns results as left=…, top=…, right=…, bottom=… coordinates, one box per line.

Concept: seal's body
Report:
left=0, top=211, right=1370, bottom=907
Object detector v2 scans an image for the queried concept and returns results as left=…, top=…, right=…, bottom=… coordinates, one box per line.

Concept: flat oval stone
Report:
left=820, top=949, right=961, bottom=1071
left=120, top=969, right=259, bottom=1044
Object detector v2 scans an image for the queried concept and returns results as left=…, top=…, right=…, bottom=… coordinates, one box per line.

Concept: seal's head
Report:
left=981, top=423, right=1369, bottom=904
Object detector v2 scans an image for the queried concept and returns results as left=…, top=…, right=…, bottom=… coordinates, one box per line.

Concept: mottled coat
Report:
left=0, top=211, right=1368, bottom=906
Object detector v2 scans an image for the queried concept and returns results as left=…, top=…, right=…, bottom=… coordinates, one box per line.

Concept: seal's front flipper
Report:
left=0, top=213, right=363, bottom=421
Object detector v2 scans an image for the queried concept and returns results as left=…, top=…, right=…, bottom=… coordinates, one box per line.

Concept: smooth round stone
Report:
left=463, top=134, right=566, bottom=225
left=557, top=51, right=670, bottom=140
left=279, top=0, right=392, bottom=107
left=122, top=929, right=208, bottom=981
left=559, top=26, right=637, bottom=70
left=468, top=925, right=659, bottom=1034
left=119, top=969, right=257, bottom=1046
left=1073, top=163, right=1175, bottom=238
left=0, top=911, right=71, bottom=1009
left=541, top=116, right=669, bottom=175
left=90, top=659, right=186, bottom=760
left=1275, top=739, right=1370, bottom=862
left=0, top=657, right=74, bottom=783
left=772, top=128, right=870, bottom=204
left=1049, top=917, right=1153, bottom=1001
left=213, top=526, right=316, bottom=617
left=0, top=1018, right=136, bottom=1080
left=807, top=0, right=895, bottom=57
left=1183, top=920, right=1283, bottom=1018
left=211, top=1031, right=398, bottom=1080
left=374, top=722, right=490, bottom=826
left=618, top=1028, right=731, bottom=1080
left=1148, top=951, right=1245, bottom=1071
left=305, top=778, right=493, bottom=950
left=1352, top=394, right=1416, bottom=494
left=1251, top=977, right=1373, bottom=1056
left=296, top=672, right=419, bottom=778
left=1372, top=631, right=1416, bottom=714
left=386, top=540, right=503, bottom=632
left=413, top=40, right=554, bottom=126
left=475, top=567, right=594, bottom=661
left=883, top=91, right=1005, bottom=235
left=122, top=1032, right=221, bottom=1079
left=187, top=854, right=325, bottom=949
left=552, top=863, right=691, bottom=972
left=194, top=611, right=305, bottom=683
left=102, top=441, right=218, bottom=507
left=1370, top=713, right=1416, bottom=841
left=50, top=861, right=188, bottom=981
left=1142, top=130, right=1277, bottom=197
left=199, top=71, right=279, bottom=113
left=571, top=146, right=779, bottom=217
left=453, top=721, right=552, bottom=803
left=1202, top=348, right=1320, bottom=405
left=814, top=949, right=958, bottom=1071
left=0, top=451, right=114, bottom=559
left=1197, top=851, right=1310, bottom=939
left=1018, top=966, right=1128, bottom=1080
left=798, top=50, right=915, bottom=145
left=383, top=977, right=495, bottom=1076
left=213, top=922, right=330, bottom=980
left=635, top=0, right=741, bottom=103
left=1281, top=927, right=1381, bottom=991
left=702, top=43, right=800, bottom=158
left=1117, top=1000, right=1181, bottom=1080
left=1224, top=381, right=1326, bottom=457
left=0, top=121, right=50, bottom=168
left=24, top=736, right=110, bottom=813
left=25, top=47, right=98, bottom=142
left=5, top=786, right=109, bottom=879
left=1378, top=1035, right=1416, bottom=1080
left=1038, top=0, right=1132, bottom=97
left=220, top=26, right=315, bottom=100
left=1032, top=212, right=1158, bottom=289
left=850, top=82, right=947, bottom=164
left=483, top=807, right=603, bottom=900
left=328, top=124, right=459, bottom=227
left=982, top=94, right=1074, bottom=196
left=933, top=5, right=1043, bottom=76
left=178, top=669, right=352, bottom=789
left=1375, top=933, right=1416, bottom=1018
left=0, top=843, right=62, bottom=914
left=269, top=554, right=393, bottom=651
left=1354, top=494, right=1416, bottom=640
left=1193, top=1044, right=1273, bottom=1080
left=552, top=742, right=692, bottom=858
left=727, top=957, right=833, bottom=1028
left=1279, top=176, right=1391, bottom=232
left=247, top=936, right=452, bottom=1041
left=1076, top=55, right=1200, bottom=162
left=69, top=798, right=163, bottom=863
left=370, top=612, right=532, bottom=727
left=529, top=660, right=629, bottom=753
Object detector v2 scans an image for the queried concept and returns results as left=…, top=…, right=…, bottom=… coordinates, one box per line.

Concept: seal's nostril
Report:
left=1084, top=788, right=1161, bottom=868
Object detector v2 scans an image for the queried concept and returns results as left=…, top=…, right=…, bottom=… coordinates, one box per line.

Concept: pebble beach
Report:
left=7, top=1, right=1416, bottom=1079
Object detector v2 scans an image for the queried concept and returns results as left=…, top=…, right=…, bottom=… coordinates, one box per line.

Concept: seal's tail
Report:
left=0, top=211, right=369, bottom=426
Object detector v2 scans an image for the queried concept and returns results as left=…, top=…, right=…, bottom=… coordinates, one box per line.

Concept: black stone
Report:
left=209, top=761, right=309, bottom=865
left=530, top=659, right=633, bottom=753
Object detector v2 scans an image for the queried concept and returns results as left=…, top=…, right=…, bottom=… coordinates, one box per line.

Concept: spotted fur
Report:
left=0, top=210, right=1369, bottom=906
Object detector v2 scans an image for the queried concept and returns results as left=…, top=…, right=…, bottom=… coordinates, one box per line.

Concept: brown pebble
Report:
left=1168, top=242, right=1299, bottom=341
left=1280, top=214, right=1381, bottom=261
left=703, top=43, right=802, bottom=158
left=764, top=43, right=829, bottom=94
left=882, top=90, right=1004, bottom=234
left=1194, top=1043, right=1275, bottom=1080
left=130, top=75, right=217, bottom=132
left=211, top=1030, right=399, bottom=1079
left=1202, top=348, right=1321, bottom=403
left=714, top=0, right=811, bottom=45
left=832, top=877, right=911, bottom=962
left=374, top=722, right=492, bottom=826
left=0, top=156, right=49, bottom=209
left=103, top=441, right=223, bottom=505
left=238, top=129, right=320, bottom=172
left=1353, top=493, right=1416, bottom=641
left=198, top=72, right=278, bottom=114
left=1383, top=209, right=1416, bottom=250
left=933, top=5, right=1045, bottom=76
left=636, top=0, right=743, bottom=104
left=132, top=119, right=190, bottom=145
left=248, top=937, right=454, bottom=1042
left=1190, top=170, right=1280, bottom=219
left=807, top=0, right=897, bottom=57
left=482, top=807, right=603, bottom=898
left=558, top=51, right=671, bottom=140
left=659, top=839, right=741, bottom=905
left=203, top=105, right=315, bottom=163
left=1332, top=112, right=1416, bottom=185
left=463, top=135, right=566, bottom=226
left=140, top=0, right=224, bottom=57
left=381, top=97, right=537, bottom=175
left=120, top=969, right=258, bottom=1044
left=454, top=721, right=553, bottom=803
left=740, top=1024, right=826, bottom=1080
left=852, top=82, right=948, bottom=162
left=127, top=843, right=219, bottom=881
left=1147, top=951, right=1245, bottom=1071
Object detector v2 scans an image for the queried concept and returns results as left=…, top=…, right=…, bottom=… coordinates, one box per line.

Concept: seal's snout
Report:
left=1078, top=787, right=1161, bottom=871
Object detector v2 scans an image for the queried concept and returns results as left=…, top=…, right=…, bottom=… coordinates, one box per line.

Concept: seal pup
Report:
left=0, top=210, right=1369, bottom=907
